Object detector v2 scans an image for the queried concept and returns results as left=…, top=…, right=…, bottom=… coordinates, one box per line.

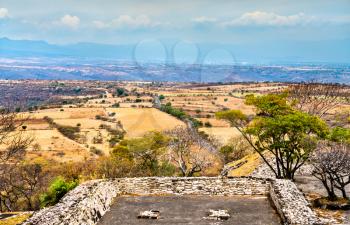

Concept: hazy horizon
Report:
left=1, top=0, right=350, bottom=64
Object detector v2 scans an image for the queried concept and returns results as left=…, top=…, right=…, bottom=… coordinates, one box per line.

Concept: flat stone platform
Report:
left=98, top=195, right=281, bottom=225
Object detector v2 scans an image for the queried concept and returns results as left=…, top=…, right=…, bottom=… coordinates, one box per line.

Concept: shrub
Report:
left=204, top=122, right=212, bottom=127
left=160, top=103, right=186, bottom=119
left=40, top=177, right=78, bottom=208
left=109, top=112, right=116, bottom=117
left=329, top=127, right=350, bottom=144
left=112, top=103, right=120, bottom=108
left=219, top=137, right=252, bottom=163
left=90, top=147, right=104, bottom=156
left=116, top=88, right=128, bottom=97
left=189, top=117, right=203, bottom=128
left=57, top=125, right=80, bottom=140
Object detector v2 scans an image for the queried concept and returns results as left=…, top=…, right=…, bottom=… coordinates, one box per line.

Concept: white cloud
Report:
left=0, top=8, right=9, bottom=19
left=93, top=20, right=108, bottom=29
left=223, top=11, right=313, bottom=27
left=112, top=15, right=151, bottom=27
left=192, top=16, right=217, bottom=23
left=93, top=15, right=163, bottom=29
left=60, top=14, right=80, bottom=28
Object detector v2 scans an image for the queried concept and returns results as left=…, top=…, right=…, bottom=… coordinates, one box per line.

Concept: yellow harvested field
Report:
left=107, top=108, right=185, bottom=137
left=22, top=119, right=50, bottom=130
left=29, top=108, right=105, bottom=119
left=25, top=129, right=90, bottom=162
left=27, top=129, right=85, bottom=151
left=54, top=118, right=114, bottom=129
left=199, top=127, right=241, bottom=145
left=216, top=96, right=255, bottom=115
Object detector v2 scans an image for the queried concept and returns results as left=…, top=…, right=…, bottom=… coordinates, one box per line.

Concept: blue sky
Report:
left=0, top=0, right=349, bottom=63
left=0, top=0, right=349, bottom=44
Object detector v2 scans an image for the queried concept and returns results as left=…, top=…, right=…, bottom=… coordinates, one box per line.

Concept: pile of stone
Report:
left=203, top=209, right=230, bottom=221
left=137, top=210, right=160, bottom=219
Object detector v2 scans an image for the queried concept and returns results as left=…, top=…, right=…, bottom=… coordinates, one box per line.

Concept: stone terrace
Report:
left=22, top=177, right=324, bottom=225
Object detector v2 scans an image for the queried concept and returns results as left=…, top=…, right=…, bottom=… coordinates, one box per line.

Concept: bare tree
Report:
left=311, top=141, right=350, bottom=200
left=0, top=107, right=33, bottom=165
left=0, top=106, right=34, bottom=212
left=0, top=164, right=47, bottom=211
left=219, top=136, right=252, bottom=164
left=288, top=82, right=350, bottom=118
left=166, top=126, right=212, bottom=177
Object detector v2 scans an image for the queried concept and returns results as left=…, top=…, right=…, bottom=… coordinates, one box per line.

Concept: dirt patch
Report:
left=98, top=195, right=281, bottom=225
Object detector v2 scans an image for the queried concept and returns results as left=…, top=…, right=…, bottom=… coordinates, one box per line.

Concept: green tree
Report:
left=216, top=94, right=329, bottom=179
left=329, top=127, right=350, bottom=144
left=111, top=132, right=173, bottom=176
left=116, top=88, right=128, bottom=97
left=40, top=177, right=78, bottom=208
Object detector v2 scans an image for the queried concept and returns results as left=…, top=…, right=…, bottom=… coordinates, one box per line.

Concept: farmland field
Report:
left=107, top=108, right=185, bottom=137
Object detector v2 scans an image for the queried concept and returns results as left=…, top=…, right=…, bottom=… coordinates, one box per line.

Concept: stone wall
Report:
left=22, top=180, right=118, bottom=225
left=22, top=176, right=323, bottom=225
left=270, top=179, right=324, bottom=225
left=115, top=176, right=269, bottom=196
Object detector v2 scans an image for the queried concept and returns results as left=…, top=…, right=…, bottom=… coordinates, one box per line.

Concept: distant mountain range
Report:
left=1, top=37, right=350, bottom=64
left=0, top=37, right=349, bottom=83
left=0, top=37, right=134, bottom=59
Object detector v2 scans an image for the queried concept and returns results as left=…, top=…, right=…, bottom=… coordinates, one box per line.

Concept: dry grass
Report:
left=314, top=208, right=344, bottom=224
left=0, top=213, right=31, bottom=225
left=215, top=96, right=255, bottom=115
left=54, top=118, right=114, bottom=129
left=25, top=129, right=90, bottom=162
left=228, top=153, right=262, bottom=177
left=199, top=127, right=241, bottom=145
left=107, top=108, right=185, bottom=137
left=29, top=108, right=106, bottom=120
left=198, top=118, right=229, bottom=127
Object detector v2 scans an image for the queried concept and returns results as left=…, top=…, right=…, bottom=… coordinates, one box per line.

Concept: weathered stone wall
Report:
left=22, top=176, right=324, bottom=225
left=270, top=179, right=324, bottom=225
left=114, top=176, right=269, bottom=196
left=22, top=180, right=118, bottom=225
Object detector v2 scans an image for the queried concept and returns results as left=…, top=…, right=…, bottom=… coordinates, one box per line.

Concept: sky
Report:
left=0, top=0, right=349, bottom=63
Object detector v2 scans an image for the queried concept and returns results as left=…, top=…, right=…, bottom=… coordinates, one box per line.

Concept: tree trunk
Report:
left=341, top=187, right=348, bottom=199
left=322, top=180, right=338, bottom=201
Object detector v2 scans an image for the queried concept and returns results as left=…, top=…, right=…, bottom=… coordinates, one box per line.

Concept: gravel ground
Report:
left=295, top=175, right=350, bottom=224
left=98, top=195, right=281, bottom=225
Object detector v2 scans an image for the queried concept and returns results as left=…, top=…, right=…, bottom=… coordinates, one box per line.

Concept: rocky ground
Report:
left=250, top=161, right=350, bottom=224
left=98, top=195, right=281, bottom=225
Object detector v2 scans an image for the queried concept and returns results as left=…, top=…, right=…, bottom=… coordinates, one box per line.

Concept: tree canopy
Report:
left=216, top=93, right=329, bottom=179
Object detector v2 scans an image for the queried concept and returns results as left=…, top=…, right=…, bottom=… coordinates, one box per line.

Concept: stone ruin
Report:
left=22, top=176, right=325, bottom=225
left=203, top=209, right=230, bottom=221
left=137, top=210, right=160, bottom=219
